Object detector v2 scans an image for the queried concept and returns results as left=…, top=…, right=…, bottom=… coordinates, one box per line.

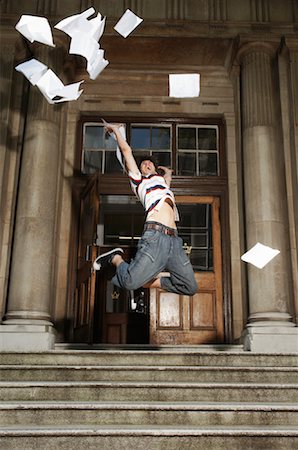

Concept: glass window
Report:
left=177, top=125, right=219, bottom=176
left=198, top=153, right=218, bottom=176
left=178, top=127, right=196, bottom=149
left=81, top=122, right=220, bottom=177
left=82, top=124, right=123, bottom=174
left=177, top=203, right=213, bottom=271
left=131, top=124, right=172, bottom=168
left=84, top=125, right=103, bottom=148
left=152, top=127, right=171, bottom=149
left=198, top=128, right=217, bottom=150
left=177, top=152, right=196, bottom=176
left=83, top=150, right=102, bottom=175
left=131, top=127, right=151, bottom=149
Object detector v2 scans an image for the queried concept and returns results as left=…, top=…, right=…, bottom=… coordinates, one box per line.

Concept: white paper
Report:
left=36, top=69, right=84, bottom=104
left=89, top=13, right=106, bottom=41
left=54, top=7, right=96, bottom=38
left=169, top=73, right=200, bottom=98
left=15, top=58, right=48, bottom=85
left=87, top=49, right=109, bottom=80
left=55, top=8, right=106, bottom=41
left=15, top=15, right=55, bottom=47
left=102, top=119, right=126, bottom=169
left=241, top=242, right=280, bottom=269
left=56, top=9, right=107, bottom=80
left=69, top=32, right=99, bottom=62
left=114, top=9, right=143, bottom=38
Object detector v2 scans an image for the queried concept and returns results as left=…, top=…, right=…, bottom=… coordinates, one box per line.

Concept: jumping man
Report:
left=93, top=123, right=198, bottom=296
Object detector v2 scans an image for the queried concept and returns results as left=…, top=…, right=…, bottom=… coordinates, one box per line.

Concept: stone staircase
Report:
left=0, top=346, right=297, bottom=449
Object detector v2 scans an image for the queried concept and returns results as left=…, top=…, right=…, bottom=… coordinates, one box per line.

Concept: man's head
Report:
left=138, top=156, right=157, bottom=176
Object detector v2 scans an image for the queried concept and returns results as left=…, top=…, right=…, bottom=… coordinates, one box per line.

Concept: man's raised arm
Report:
left=104, top=123, right=139, bottom=175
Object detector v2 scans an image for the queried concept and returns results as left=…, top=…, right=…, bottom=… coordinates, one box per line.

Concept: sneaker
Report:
left=93, top=248, right=124, bottom=271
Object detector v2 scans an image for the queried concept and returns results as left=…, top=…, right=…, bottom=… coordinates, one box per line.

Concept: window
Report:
left=177, top=125, right=219, bottom=176
left=81, top=120, right=221, bottom=176
left=178, top=203, right=213, bottom=271
left=82, top=123, right=123, bottom=175
left=130, top=124, right=171, bottom=167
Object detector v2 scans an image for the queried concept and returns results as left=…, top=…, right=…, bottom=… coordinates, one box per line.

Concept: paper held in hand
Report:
left=102, top=119, right=126, bottom=169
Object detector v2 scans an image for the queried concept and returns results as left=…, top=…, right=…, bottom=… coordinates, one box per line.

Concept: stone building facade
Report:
left=0, top=0, right=297, bottom=352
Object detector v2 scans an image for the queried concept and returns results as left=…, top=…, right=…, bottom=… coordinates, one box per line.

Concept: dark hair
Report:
left=136, top=155, right=158, bottom=170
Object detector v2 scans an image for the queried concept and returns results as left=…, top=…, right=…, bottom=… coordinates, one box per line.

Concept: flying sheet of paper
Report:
left=15, top=58, right=48, bottom=85
left=114, top=9, right=143, bottom=38
left=87, top=50, right=109, bottom=80
left=36, top=69, right=84, bottom=104
left=54, top=7, right=95, bottom=37
left=169, top=73, right=200, bottom=98
left=56, top=8, right=107, bottom=80
left=241, top=242, right=280, bottom=269
left=102, top=119, right=126, bottom=169
left=69, top=32, right=99, bottom=62
left=15, top=15, right=55, bottom=47
left=55, top=8, right=106, bottom=41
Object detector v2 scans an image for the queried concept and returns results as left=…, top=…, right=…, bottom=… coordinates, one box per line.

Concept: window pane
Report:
left=105, top=151, right=123, bottom=174
left=133, top=151, right=152, bottom=167
left=152, top=127, right=170, bottom=149
left=83, top=150, right=102, bottom=174
left=198, top=128, right=217, bottom=150
left=177, top=152, right=196, bottom=176
left=131, top=127, right=151, bottom=149
left=199, top=153, right=218, bottom=176
left=177, top=204, right=213, bottom=271
left=178, top=127, right=196, bottom=149
left=104, top=133, right=117, bottom=149
left=84, top=126, right=103, bottom=148
left=152, top=152, right=171, bottom=167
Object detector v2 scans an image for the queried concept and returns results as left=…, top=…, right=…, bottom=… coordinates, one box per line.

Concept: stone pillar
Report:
left=0, top=49, right=61, bottom=351
left=238, top=42, right=298, bottom=352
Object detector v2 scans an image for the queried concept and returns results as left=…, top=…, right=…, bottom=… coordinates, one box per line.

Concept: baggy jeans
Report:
left=111, top=223, right=198, bottom=296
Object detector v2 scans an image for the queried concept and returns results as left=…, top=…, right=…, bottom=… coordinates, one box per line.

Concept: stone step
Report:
left=1, top=381, right=297, bottom=402
left=1, top=351, right=297, bottom=367
left=0, top=401, right=297, bottom=427
left=1, top=364, right=297, bottom=383
left=0, top=425, right=297, bottom=450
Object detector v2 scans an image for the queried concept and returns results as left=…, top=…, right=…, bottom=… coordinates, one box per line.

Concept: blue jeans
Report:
left=111, top=222, right=198, bottom=295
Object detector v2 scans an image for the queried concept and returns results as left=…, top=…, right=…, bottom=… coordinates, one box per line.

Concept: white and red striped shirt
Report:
left=129, top=170, right=179, bottom=221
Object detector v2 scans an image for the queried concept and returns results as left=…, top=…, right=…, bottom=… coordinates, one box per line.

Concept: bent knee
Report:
left=185, top=281, right=199, bottom=296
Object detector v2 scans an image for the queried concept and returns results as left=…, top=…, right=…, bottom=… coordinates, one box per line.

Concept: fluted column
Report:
left=0, top=47, right=61, bottom=350
left=238, top=42, right=297, bottom=352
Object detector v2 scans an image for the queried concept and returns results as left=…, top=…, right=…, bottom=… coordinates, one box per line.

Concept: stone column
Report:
left=0, top=48, right=61, bottom=351
left=238, top=42, right=298, bottom=352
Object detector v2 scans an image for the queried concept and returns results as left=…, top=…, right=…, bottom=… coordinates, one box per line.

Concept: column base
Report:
left=0, top=323, right=56, bottom=351
left=242, top=326, right=298, bottom=353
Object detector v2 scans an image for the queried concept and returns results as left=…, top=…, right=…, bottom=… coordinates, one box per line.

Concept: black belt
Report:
left=144, top=222, right=177, bottom=236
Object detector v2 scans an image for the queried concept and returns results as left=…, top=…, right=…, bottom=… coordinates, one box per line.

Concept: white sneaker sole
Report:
left=93, top=248, right=123, bottom=271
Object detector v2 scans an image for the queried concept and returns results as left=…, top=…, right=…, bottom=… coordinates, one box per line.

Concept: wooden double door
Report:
left=72, top=178, right=224, bottom=344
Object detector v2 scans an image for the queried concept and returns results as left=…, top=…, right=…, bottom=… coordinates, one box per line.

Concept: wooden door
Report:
left=150, top=196, right=223, bottom=344
left=73, top=175, right=99, bottom=343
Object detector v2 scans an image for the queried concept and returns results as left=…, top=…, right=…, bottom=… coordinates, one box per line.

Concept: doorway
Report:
left=72, top=191, right=224, bottom=345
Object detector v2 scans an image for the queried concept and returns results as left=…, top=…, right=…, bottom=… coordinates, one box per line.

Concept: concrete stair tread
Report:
left=55, top=344, right=245, bottom=352
left=1, top=400, right=297, bottom=410
left=1, top=425, right=298, bottom=436
left=1, top=364, right=297, bottom=371
left=1, top=380, right=297, bottom=387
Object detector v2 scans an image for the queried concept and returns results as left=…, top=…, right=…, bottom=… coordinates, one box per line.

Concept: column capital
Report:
left=236, top=41, right=277, bottom=64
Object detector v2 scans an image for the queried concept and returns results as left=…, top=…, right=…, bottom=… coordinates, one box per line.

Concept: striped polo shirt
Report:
left=129, top=170, right=180, bottom=221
